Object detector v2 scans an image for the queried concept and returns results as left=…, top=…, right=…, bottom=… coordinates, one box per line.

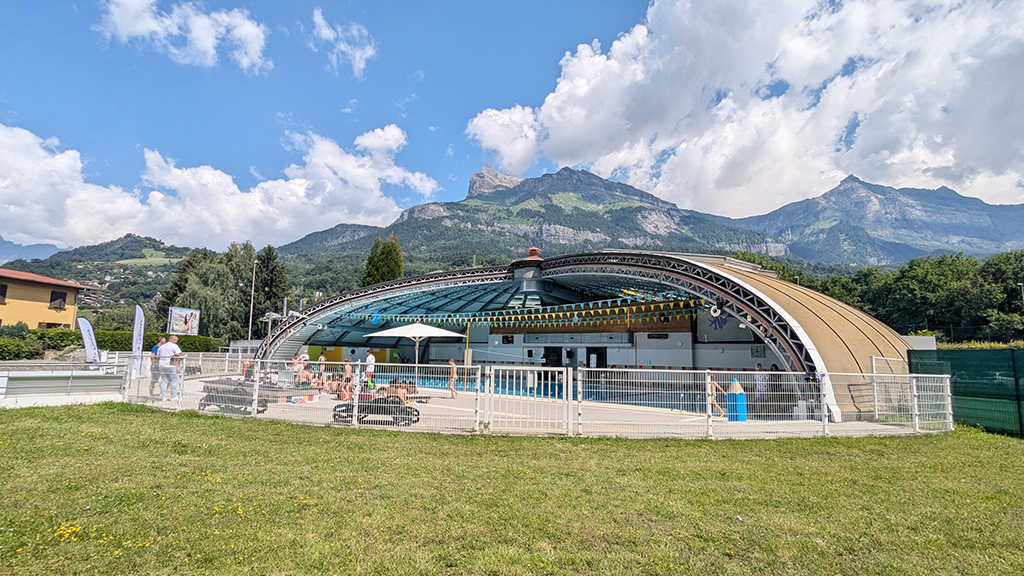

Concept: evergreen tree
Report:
left=251, top=245, right=290, bottom=338
left=221, top=242, right=258, bottom=338
left=362, top=234, right=404, bottom=286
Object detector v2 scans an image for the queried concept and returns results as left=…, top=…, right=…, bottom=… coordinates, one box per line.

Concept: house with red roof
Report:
left=0, top=268, right=89, bottom=330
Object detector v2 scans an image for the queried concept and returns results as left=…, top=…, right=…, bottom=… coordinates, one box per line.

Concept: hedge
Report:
left=99, top=331, right=225, bottom=353
left=22, top=328, right=225, bottom=354
left=30, top=328, right=81, bottom=350
left=0, top=337, right=44, bottom=361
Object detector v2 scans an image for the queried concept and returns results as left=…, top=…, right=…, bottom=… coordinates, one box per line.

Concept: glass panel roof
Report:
left=303, top=273, right=692, bottom=348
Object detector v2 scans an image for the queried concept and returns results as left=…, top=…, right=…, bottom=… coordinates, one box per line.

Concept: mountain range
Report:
left=714, top=175, right=1024, bottom=261
left=279, top=165, right=787, bottom=265
left=279, top=165, right=1024, bottom=267
left=7, top=166, right=1024, bottom=275
left=0, top=235, right=63, bottom=264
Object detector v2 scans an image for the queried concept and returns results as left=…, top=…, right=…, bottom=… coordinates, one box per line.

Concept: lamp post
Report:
left=1017, top=282, right=1024, bottom=312
left=247, top=259, right=257, bottom=340
left=259, top=312, right=283, bottom=337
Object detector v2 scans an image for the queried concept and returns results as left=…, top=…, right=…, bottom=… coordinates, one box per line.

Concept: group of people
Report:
left=291, top=351, right=330, bottom=388
left=282, top=350, right=460, bottom=402
left=287, top=351, right=371, bottom=401
left=148, top=335, right=184, bottom=401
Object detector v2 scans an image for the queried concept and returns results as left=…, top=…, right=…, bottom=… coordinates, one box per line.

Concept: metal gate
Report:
left=484, top=366, right=573, bottom=434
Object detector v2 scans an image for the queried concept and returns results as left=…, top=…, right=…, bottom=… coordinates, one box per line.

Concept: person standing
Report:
left=149, top=337, right=166, bottom=397
left=291, top=353, right=302, bottom=385
left=365, top=350, right=376, bottom=388
left=448, top=358, right=458, bottom=399
left=753, top=363, right=768, bottom=415
left=768, top=363, right=782, bottom=418
left=342, top=358, right=354, bottom=401
left=157, top=335, right=183, bottom=401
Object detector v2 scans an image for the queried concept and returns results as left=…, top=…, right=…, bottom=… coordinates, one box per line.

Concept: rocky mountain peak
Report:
left=492, top=166, right=679, bottom=211
left=467, top=164, right=524, bottom=198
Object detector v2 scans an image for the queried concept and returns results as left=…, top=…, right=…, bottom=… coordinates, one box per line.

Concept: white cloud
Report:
left=0, top=122, right=436, bottom=249
left=310, top=7, right=376, bottom=78
left=466, top=105, right=542, bottom=174
left=95, top=0, right=272, bottom=74
left=467, top=0, right=1024, bottom=215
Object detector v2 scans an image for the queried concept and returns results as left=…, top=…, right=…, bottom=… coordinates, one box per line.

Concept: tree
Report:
left=981, top=250, right=1024, bottom=315
left=870, top=253, right=1002, bottom=337
left=153, top=242, right=290, bottom=340
left=89, top=305, right=162, bottom=333
left=175, top=261, right=239, bottom=337
left=362, top=234, right=404, bottom=286
left=251, top=245, right=290, bottom=338
left=816, top=275, right=862, bottom=308
left=157, top=248, right=212, bottom=320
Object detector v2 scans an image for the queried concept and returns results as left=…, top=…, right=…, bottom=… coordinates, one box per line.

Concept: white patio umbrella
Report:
left=363, top=322, right=466, bottom=384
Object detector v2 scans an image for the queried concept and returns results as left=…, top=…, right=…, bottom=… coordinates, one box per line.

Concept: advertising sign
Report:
left=131, top=305, right=146, bottom=376
left=77, top=317, right=100, bottom=363
left=167, top=307, right=200, bottom=336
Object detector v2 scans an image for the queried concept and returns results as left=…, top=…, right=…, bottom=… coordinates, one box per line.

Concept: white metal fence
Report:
left=0, top=361, right=129, bottom=408
left=36, top=357, right=951, bottom=439
left=485, top=366, right=572, bottom=434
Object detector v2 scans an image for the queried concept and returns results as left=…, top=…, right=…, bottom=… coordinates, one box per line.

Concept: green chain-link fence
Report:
left=908, top=349, right=1024, bottom=435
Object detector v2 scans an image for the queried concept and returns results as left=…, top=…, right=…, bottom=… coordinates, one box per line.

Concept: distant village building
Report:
left=0, top=268, right=89, bottom=329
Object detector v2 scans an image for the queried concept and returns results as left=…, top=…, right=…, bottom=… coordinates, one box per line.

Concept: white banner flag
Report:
left=131, top=305, right=146, bottom=376
left=77, top=317, right=100, bottom=363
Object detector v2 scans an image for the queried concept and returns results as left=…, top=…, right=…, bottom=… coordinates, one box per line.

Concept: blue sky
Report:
left=1, top=1, right=1023, bottom=250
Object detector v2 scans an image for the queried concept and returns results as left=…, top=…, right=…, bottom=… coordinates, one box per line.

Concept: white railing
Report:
left=107, top=351, right=252, bottom=381
left=485, top=366, right=572, bottom=434
left=0, top=361, right=129, bottom=407
left=67, top=359, right=955, bottom=439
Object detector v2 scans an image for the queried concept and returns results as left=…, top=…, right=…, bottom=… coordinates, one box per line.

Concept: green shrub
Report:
left=95, top=330, right=133, bottom=352
left=938, top=340, right=1024, bottom=350
left=0, top=321, right=30, bottom=339
left=28, top=328, right=81, bottom=350
left=174, top=334, right=224, bottom=353
left=2, top=326, right=223, bottom=354
left=92, top=331, right=224, bottom=353
left=0, top=336, right=43, bottom=360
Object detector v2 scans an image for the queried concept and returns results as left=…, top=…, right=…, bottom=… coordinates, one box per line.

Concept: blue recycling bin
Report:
left=727, top=391, right=747, bottom=422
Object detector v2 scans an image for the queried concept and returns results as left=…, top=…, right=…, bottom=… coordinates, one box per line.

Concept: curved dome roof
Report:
left=701, top=261, right=908, bottom=374
left=257, top=251, right=908, bottom=378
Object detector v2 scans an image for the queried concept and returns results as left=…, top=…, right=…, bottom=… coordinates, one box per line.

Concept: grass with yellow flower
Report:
left=0, top=402, right=1022, bottom=575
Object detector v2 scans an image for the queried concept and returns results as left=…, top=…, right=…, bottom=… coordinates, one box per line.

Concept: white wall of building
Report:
left=693, top=343, right=783, bottom=370
left=422, top=327, right=783, bottom=370
left=633, top=332, right=693, bottom=368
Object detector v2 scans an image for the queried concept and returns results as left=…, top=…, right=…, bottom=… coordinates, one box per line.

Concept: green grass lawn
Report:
left=1, top=403, right=1022, bottom=575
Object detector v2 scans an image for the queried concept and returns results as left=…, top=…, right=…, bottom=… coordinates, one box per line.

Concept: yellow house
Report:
left=0, top=268, right=88, bottom=330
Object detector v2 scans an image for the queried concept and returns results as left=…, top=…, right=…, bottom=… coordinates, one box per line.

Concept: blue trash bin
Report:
left=726, top=378, right=747, bottom=422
